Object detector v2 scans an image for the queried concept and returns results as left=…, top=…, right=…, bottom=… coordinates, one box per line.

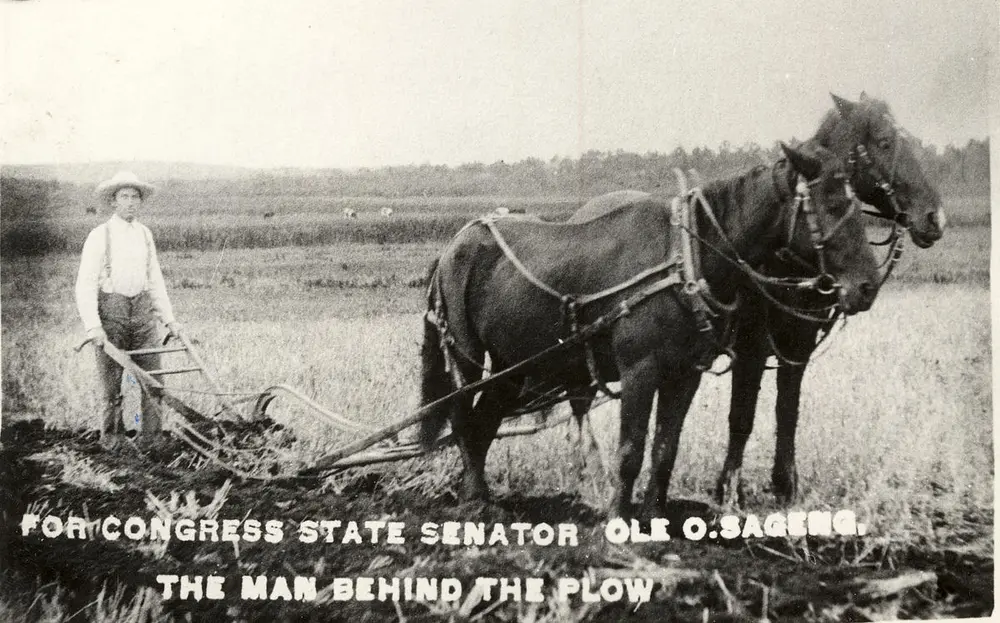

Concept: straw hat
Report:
left=94, top=171, right=157, bottom=203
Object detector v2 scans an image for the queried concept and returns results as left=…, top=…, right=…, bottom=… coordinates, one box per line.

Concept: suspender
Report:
left=102, top=223, right=112, bottom=288
left=101, top=221, right=153, bottom=291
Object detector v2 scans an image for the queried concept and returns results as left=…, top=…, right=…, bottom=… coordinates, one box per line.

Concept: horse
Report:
left=343, top=208, right=358, bottom=218
left=263, top=211, right=275, bottom=219
left=419, top=143, right=880, bottom=519
left=563, top=93, right=946, bottom=507
left=85, top=206, right=98, bottom=215
left=381, top=207, right=394, bottom=217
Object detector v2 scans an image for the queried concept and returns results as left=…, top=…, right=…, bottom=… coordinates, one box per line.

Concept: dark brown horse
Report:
left=568, top=93, right=946, bottom=507
left=419, top=143, right=880, bottom=518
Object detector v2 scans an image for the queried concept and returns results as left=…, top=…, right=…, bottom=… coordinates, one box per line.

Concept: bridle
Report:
left=682, top=160, right=861, bottom=324
left=771, top=172, right=858, bottom=296
left=762, top=125, right=912, bottom=367
left=846, top=123, right=912, bottom=285
left=850, top=143, right=906, bottom=223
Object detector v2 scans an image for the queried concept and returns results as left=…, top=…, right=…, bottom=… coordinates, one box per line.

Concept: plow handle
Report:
left=75, top=327, right=181, bottom=352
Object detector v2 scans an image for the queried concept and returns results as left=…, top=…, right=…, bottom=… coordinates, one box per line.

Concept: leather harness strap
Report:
left=477, top=194, right=724, bottom=388
left=480, top=216, right=685, bottom=395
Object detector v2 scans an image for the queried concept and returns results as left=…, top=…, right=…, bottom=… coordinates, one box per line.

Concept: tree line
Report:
left=205, top=138, right=990, bottom=199
left=1, top=138, right=989, bottom=220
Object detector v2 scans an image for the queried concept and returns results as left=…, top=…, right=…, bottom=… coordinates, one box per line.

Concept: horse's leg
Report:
left=773, top=360, right=808, bottom=505
left=568, top=387, right=598, bottom=476
left=770, top=318, right=821, bottom=505
left=716, top=316, right=768, bottom=507
left=610, top=358, right=658, bottom=519
left=452, top=380, right=519, bottom=502
left=644, top=370, right=702, bottom=517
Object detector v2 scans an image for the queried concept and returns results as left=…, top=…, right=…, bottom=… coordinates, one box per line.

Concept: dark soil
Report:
left=1, top=419, right=992, bottom=622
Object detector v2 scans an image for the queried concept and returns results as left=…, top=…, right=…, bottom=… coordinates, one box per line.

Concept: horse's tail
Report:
left=418, top=257, right=452, bottom=451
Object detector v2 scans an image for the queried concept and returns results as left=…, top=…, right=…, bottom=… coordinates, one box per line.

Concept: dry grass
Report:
left=570, top=284, right=992, bottom=538
left=1, top=225, right=991, bottom=547
left=1, top=227, right=991, bottom=622
left=3, top=293, right=990, bottom=548
left=0, top=583, right=164, bottom=623
left=0, top=195, right=583, bottom=257
left=27, top=446, right=122, bottom=493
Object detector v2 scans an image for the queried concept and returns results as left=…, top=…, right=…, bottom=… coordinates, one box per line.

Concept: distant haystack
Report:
left=343, top=208, right=358, bottom=218
left=380, top=207, right=394, bottom=217
left=493, top=206, right=527, bottom=217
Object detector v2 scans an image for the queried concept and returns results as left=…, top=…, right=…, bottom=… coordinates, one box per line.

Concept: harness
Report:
left=679, top=168, right=856, bottom=325
left=764, top=129, right=911, bottom=368
left=101, top=221, right=154, bottom=293
left=845, top=122, right=913, bottom=286
left=427, top=162, right=847, bottom=396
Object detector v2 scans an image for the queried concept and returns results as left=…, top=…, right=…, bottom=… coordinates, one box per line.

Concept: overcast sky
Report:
left=2, top=0, right=995, bottom=168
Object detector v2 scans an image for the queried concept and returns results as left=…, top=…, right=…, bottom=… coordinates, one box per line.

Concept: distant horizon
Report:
left=2, top=133, right=991, bottom=175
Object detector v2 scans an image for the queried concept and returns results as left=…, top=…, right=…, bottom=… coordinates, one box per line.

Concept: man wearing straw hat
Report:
left=75, top=171, right=182, bottom=450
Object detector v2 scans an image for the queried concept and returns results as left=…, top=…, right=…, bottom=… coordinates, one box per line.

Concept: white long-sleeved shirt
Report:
left=75, top=214, right=176, bottom=331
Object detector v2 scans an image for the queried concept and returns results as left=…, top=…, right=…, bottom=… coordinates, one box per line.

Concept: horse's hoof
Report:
left=607, top=502, right=637, bottom=522
left=715, top=473, right=746, bottom=508
left=639, top=491, right=669, bottom=521
left=456, top=498, right=491, bottom=517
left=459, top=480, right=491, bottom=504
left=772, top=469, right=798, bottom=506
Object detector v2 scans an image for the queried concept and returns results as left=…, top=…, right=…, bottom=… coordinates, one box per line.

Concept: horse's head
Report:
left=780, top=143, right=880, bottom=315
left=819, top=93, right=945, bottom=248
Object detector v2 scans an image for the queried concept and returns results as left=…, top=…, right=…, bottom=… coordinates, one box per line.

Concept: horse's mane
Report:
left=699, top=163, right=778, bottom=227
left=814, top=96, right=896, bottom=143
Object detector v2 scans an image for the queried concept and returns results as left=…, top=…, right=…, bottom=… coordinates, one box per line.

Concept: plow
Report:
left=74, top=330, right=608, bottom=482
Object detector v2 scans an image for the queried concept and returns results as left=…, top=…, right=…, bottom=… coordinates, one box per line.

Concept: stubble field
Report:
left=0, top=204, right=992, bottom=621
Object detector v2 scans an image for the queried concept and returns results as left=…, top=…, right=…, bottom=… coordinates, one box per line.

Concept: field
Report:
left=0, top=197, right=993, bottom=621
left=2, top=191, right=989, bottom=256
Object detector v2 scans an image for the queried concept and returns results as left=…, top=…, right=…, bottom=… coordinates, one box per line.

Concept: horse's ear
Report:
left=831, top=93, right=857, bottom=118
left=781, top=142, right=822, bottom=180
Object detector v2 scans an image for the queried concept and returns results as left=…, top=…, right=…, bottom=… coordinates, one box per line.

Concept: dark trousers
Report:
left=95, top=291, right=163, bottom=437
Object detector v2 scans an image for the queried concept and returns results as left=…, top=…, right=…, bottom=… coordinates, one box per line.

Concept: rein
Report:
left=678, top=165, right=848, bottom=324
left=764, top=305, right=843, bottom=369
left=760, top=127, right=912, bottom=368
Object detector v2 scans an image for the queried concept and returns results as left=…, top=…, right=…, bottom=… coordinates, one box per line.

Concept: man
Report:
left=75, top=171, right=182, bottom=450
